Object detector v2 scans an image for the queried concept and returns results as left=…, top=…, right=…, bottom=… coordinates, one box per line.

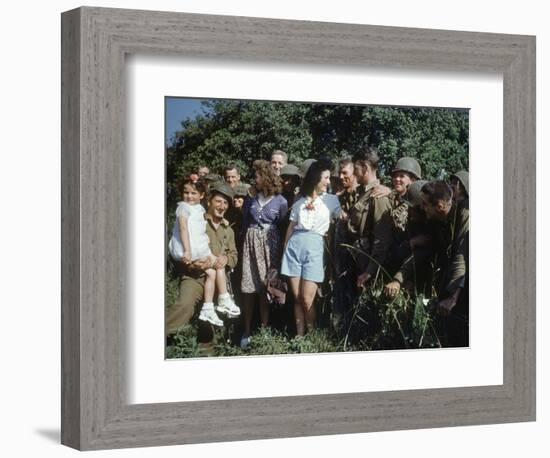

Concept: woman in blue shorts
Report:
left=281, top=159, right=341, bottom=336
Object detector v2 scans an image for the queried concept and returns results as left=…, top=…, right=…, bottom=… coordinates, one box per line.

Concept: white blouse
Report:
left=289, top=192, right=341, bottom=236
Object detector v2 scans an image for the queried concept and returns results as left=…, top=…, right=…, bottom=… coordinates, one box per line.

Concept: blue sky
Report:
left=165, top=97, right=209, bottom=145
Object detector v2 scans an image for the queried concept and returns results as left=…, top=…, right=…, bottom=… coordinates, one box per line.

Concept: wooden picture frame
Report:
left=61, top=6, right=535, bottom=450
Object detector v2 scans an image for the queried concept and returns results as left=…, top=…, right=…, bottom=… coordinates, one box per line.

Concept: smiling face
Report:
left=208, top=194, right=229, bottom=220
left=270, top=154, right=285, bottom=175
left=315, top=170, right=331, bottom=194
left=182, top=183, right=204, bottom=206
left=224, top=168, right=240, bottom=188
left=392, top=171, right=414, bottom=196
left=339, top=163, right=357, bottom=190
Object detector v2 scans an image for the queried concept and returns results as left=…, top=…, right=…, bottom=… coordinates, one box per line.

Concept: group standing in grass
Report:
left=167, top=147, right=470, bottom=351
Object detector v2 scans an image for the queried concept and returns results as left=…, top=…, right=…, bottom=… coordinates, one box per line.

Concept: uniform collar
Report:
left=363, top=179, right=380, bottom=193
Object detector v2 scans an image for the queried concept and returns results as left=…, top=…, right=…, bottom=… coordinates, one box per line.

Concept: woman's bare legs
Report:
left=300, top=279, right=318, bottom=333
left=288, top=277, right=304, bottom=336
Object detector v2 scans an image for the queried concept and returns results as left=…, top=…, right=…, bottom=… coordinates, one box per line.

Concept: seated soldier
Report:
left=166, top=182, right=238, bottom=345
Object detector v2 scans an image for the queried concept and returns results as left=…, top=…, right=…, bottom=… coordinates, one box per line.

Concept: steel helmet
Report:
left=392, top=157, right=422, bottom=180
left=450, top=170, right=469, bottom=197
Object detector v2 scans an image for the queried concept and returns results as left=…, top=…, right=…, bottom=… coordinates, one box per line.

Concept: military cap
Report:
left=450, top=170, right=469, bottom=197
left=405, top=180, right=428, bottom=207
left=208, top=180, right=234, bottom=201
left=280, top=164, right=301, bottom=177
left=203, top=173, right=223, bottom=183
left=392, top=157, right=422, bottom=180
left=233, top=183, right=250, bottom=197
left=299, top=158, right=317, bottom=178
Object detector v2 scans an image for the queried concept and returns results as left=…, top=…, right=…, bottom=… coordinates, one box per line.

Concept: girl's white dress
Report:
left=168, top=202, right=212, bottom=261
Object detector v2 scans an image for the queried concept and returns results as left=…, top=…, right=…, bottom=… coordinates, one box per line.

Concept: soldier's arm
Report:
left=445, top=207, right=469, bottom=294
left=365, top=196, right=394, bottom=278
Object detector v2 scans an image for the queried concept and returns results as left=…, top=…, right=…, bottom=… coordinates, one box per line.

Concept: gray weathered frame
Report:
left=61, top=6, right=536, bottom=451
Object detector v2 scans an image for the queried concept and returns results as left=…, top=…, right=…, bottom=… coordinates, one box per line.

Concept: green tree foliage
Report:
left=167, top=99, right=468, bottom=203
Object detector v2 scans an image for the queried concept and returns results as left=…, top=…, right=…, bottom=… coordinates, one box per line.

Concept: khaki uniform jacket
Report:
left=204, top=214, right=238, bottom=269
left=347, top=180, right=393, bottom=277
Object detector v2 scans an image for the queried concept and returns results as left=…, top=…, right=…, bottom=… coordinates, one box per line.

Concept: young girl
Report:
left=169, top=179, right=240, bottom=326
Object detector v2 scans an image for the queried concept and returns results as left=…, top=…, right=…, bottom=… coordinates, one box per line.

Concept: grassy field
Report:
left=166, top=272, right=444, bottom=358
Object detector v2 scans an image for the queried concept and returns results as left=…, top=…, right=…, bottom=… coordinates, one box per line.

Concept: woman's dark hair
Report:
left=300, top=158, right=333, bottom=197
left=178, top=178, right=206, bottom=200
left=253, top=159, right=282, bottom=196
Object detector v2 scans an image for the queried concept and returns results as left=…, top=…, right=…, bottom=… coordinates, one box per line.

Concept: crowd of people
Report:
left=166, top=147, right=470, bottom=352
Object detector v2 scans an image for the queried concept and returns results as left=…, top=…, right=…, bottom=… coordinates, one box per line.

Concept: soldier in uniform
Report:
left=421, top=180, right=469, bottom=347
left=385, top=157, right=423, bottom=275
left=332, top=157, right=360, bottom=330
left=166, top=181, right=238, bottom=345
left=450, top=170, right=469, bottom=208
left=349, top=147, right=394, bottom=289
left=384, top=179, right=432, bottom=298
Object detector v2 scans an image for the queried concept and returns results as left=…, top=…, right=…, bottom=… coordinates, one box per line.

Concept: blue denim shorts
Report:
left=281, top=230, right=325, bottom=282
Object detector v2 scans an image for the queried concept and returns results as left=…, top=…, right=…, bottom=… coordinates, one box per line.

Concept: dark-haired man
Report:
left=421, top=180, right=469, bottom=346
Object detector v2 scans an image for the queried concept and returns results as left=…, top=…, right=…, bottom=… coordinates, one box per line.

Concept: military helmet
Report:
left=233, top=183, right=250, bottom=197
left=280, top=164, right=301, bottom=178
left=208, top=180, right=234, bottom=201
left=392, top=157, right=422, bottom=180
left=450, top=170, right=469, bottom=197
left=405, top=180, right=428, bottom=207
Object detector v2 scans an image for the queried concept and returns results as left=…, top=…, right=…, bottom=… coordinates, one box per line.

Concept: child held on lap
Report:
left=169, top=179, right=240, bottom=326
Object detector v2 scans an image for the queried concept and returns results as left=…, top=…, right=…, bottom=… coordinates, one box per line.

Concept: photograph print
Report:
left=165, top=97, right=469, bottom=358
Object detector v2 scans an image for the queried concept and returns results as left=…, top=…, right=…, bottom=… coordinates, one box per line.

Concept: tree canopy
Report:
left=167, top=99, right=468, bottom=204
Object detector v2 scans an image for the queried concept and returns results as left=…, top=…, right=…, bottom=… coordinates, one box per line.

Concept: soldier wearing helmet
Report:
left=450, top=170, right=469, bottom=208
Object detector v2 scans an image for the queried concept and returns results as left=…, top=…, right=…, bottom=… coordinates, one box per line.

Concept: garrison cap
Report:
left=280, top=164, right=301, bottom=177
left=208, top=181, right=234, bottom=201
left=203, top=173, right=223, bottom=183
left=233, top=183, right=250, bottom=197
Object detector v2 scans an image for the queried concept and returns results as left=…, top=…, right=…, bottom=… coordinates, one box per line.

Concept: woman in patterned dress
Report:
left=240, top=160, right=288, bottom=348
